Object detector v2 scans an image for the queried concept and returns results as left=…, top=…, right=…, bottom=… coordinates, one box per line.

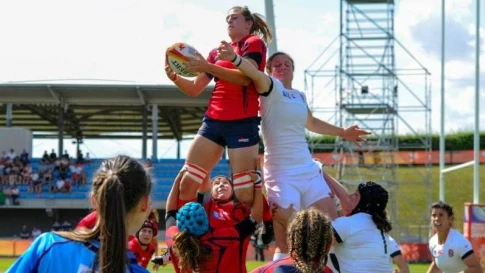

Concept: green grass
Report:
left=0, top=258, right=430, bottom=272
left=0, top=166, right=482, bottom=272
left=324, top=165, right=485, bottom=238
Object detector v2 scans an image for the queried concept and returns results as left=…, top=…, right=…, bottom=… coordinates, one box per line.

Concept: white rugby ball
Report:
left=166, top=42, right=199, bottom=78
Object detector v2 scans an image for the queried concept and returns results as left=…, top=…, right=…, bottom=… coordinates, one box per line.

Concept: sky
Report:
left=0, top=0, right=484, bottom=159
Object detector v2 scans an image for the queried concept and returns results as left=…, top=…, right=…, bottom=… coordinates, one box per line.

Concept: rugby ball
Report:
left=166, top=42, right=199, bottom=78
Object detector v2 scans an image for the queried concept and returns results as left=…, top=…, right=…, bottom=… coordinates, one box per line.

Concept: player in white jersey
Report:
left=427, top=201, right=482, bottom=273
left=217, top=43, right=369, bottom=261
left=329, top=181, right=394, bottom=273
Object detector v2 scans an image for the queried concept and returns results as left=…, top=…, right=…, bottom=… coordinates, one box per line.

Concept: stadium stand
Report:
left=15, top=158, right=231, bottom=201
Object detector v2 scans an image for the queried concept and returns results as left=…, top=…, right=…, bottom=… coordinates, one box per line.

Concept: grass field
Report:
left=324, top=165, right=485, bottom=238
left=0, top=257, right=430, bottom=272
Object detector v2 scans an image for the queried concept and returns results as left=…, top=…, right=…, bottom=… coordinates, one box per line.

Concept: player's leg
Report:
left=177, top=134, right=224, bottom=208
left=225, top=118, right=262, bottom=207
left=303, top=171, right=338, bottom=220
left=265, top=180, right=300, bottom=260
left=173, top=118, right=225, bottom=209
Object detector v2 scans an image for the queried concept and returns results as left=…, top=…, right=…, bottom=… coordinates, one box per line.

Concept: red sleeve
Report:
left=241, top=36, right=265, bottom=57
left=77, top=211, right=97, bottom=229
left=165, top=226, right=179, bottom=247
left=207, top=48, right=218, bottom=64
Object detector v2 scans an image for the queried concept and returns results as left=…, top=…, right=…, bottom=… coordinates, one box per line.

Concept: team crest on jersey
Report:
left=448, top=249, right=454, bottom=257
left=212, top=211, right=225, bottom=220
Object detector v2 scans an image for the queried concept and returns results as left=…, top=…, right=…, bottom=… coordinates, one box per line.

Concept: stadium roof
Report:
left=0, top=83, right=213, bottom=140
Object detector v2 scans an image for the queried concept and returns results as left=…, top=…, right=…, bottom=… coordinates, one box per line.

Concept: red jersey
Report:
left=206, top=35, right=267, bottom=121
left=77, top=211, right=97, bottom=229
left=251, top=257, right=334, bottom=273
left=166, top=223, right=250, bottom=273
left=128, top=237, right=156, bottom=268
left=205, top=200, right=251, bottom=273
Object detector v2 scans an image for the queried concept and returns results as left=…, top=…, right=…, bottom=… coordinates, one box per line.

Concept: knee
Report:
left=178, top=163, right=208, bottom=197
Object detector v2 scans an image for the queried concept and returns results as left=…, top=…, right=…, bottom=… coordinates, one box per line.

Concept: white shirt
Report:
left=260, top=77, right=318, bottom=178
left=332, top=213, right=393, bottom=273
left=429, top=228, right=474, bottom=273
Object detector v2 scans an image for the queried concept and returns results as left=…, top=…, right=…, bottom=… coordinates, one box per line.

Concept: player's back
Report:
left=7, top=232, right=147, bottom=273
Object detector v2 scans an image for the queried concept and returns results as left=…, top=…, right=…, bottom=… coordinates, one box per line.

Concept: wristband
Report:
left=231, top=54, right=243, bottom=67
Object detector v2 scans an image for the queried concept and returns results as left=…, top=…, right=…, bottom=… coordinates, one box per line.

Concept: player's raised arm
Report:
left=217, top=40, right=272, bottom=94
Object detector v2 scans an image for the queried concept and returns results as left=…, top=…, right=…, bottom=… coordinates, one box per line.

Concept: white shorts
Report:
left=264, top=168, right=332, bottom=212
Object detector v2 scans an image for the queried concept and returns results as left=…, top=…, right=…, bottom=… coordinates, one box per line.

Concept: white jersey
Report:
left=389, top=235, right=401, bottom=258
left=331, top=213, right=393, bottom=273
left=260, top=77, right=318, bottom=179
left=429, top=228, right=474, bottom=273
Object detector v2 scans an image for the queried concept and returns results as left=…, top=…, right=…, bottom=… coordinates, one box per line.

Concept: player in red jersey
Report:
left=155, top=160, right=263, bottom=273
left=167, top=199, right=261, bottom=273
left=77, top=211, right=97, bottom=229
left=128, top=220, right=157, bottom=269
left=164, top=6, right=273, bottom=210
left=251, top=208, right=334, bottom=273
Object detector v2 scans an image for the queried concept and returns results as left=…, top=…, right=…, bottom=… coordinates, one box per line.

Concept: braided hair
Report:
left=287, top=208, right=333, bottom=273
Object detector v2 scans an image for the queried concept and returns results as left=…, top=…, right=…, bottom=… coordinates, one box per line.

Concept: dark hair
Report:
left=57, top=155, right=152, bottom=273
left=266, top=52, right=295, bottom=74
left=351, top=181, right=392, bottom=233
left=287, top=208, right=332, bottom=273
left=431, top=201, right=454, bottom=217
left=229, top=6, right=273, bottom=44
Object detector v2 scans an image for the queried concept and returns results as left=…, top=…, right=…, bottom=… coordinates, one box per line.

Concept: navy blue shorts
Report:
left=197, top=116, right=261, bottom=149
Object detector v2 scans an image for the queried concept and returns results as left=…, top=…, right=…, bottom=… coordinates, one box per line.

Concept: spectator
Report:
left=63, top=149, right=70, bottom=160
left=61, top=221, right=72, bottom=231
left=3, top=185, right=19, bottom=205
left=52, top=221, right=61, bottom=231
left=0, top=186, right=5, bottom=205
left=29, top=171, right=41, bottom=193
left=20, top=149, right=29, bottom=165
left=10, top=185, right=19, bottom=205
left=31, top=227, right=42, bottom=239
left=6, top=149, right=16, bottom=162
left=19, top=225, right=30, bottom=239
left=42, top=150, right=49, bottom=162
left=49, top=149, right=57, bottom=163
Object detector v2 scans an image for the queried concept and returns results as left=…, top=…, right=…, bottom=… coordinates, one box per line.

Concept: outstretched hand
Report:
left=340, top=124, right=371, bottom=148
left=217, top=40, right=236, bottom=62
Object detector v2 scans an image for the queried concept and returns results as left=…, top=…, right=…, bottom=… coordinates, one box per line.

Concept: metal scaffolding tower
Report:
left=304, top=0, right=432, bottom=241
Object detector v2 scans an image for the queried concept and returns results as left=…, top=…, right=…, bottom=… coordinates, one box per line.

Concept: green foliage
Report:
left=259, top=132, right=485, bottom=153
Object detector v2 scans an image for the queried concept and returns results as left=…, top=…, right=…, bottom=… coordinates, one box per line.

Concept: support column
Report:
left=58, top=104, right=64, bottom=157
left=177, top=140, right=181, bottom=159
left=6, top=104, right=13, bottom=127
left=142, top=106, right=148, bottom=160
left=151, top=104, right=158, bottom=161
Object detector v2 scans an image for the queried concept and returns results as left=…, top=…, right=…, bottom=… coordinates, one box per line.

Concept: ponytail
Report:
left=250, top=13, right=273, bottom=45
left=173, top=230, right=211, bottom=272
left=97, top=173, right=127, bottom=273
left=55, top=155, right=152, bottom=273
left=371, top=211, right=392, bottom=233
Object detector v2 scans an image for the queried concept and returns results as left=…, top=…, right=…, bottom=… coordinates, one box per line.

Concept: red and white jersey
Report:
left=331, top=213, right=393, bottom=273
left=429, top=228, right=474, bottom=273
left=260, top=78, right=319, bottom=179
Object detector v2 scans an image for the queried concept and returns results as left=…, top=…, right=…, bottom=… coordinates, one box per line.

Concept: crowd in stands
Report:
left=18, top=221, right=73, bottom=240
left=0, top=148, right=88, bottom=205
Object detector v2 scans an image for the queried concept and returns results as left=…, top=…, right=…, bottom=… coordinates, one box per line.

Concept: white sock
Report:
left=273, top=252, right=289, bottom=261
